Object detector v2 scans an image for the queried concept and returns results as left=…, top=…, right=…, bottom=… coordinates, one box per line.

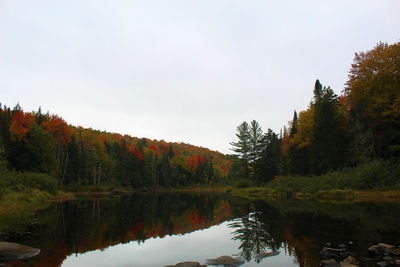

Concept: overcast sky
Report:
left=1, top=1, right=399, bottom=154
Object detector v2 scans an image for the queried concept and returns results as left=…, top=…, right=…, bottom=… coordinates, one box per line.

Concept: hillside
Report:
left=0, top=103, right=231, bottom=192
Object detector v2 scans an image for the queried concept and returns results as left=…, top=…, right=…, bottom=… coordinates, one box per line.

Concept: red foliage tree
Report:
left=9, top=111, right=35, bottom=141
left=187, top=154, right=199, bottom=170
left=149, top=144, right=158, bottom=152
left=41, top=115, right=72, bottom=146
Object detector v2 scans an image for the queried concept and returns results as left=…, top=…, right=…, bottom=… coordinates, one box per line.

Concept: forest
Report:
left=0, top=104, right=231, bottom=194
left=229, top=42, right=400, bottom=190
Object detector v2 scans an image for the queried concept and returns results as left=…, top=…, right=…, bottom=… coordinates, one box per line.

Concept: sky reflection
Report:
left=62, top=221, right=297, bottom=267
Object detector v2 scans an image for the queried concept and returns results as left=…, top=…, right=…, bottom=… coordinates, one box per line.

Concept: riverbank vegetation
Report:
left=229, top=41, right=400, bottom=195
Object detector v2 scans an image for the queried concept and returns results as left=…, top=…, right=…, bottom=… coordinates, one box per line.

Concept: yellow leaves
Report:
left=346, top=41, right=400, bottom=123
left=290, top=108, right=314, bottom=149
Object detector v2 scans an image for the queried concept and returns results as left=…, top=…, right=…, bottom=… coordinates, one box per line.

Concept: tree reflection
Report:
left=229, top=205, right=282, bottom=263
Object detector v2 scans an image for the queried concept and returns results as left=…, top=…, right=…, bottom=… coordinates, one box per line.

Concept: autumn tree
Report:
left=286, top=109, right=314, bottom=175
left=286, top=111, right=305, bottom=175
left=345, top=41, right=400, bottom=160
left=7, top=108, right=58, bottom=174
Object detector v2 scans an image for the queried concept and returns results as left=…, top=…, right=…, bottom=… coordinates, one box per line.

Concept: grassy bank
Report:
left=0, top=158, right=74, bottom=214
left=227, top=187, right=400, bottom=202
left=2, top=159, right=400, bottom=215
left=226, top=160, right=400, bottom=202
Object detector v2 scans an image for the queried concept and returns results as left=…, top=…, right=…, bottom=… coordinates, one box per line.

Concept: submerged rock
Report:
left=0, top=241, right=40, bottom=262
left=206, top=255, right=245, bottom=266
left=368, top=243, right=395, bottom=256
left=321, top=247, right=344, bottom=258
left=383, top=255, right=393, bottom=261
left=378, top=243, right=395, bottom=253
left=164, top=261, right=206, bottom=267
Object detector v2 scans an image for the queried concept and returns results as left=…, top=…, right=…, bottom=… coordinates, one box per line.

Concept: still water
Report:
left=1, top=193, right=400, bottom=266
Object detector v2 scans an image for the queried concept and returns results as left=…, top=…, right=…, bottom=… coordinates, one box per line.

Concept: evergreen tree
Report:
left=248, top=120, right=264, bottom=178
left=256, top=129, right=281, bottom=184
left=287, top=110, right=306, bottom=175
left=230, top=121, right=250, bottom=179
left=309, top=81, right=348, bottom=174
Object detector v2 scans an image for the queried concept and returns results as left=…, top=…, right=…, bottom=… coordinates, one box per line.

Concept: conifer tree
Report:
left=309, top=81, right=348, bottom=174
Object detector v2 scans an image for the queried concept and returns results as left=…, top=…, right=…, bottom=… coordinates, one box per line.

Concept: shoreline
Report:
left=2, top=186, right=400, bottom=216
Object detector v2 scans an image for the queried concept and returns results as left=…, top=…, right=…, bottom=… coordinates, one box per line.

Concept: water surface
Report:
left=1, top=193, right=399, bottom=266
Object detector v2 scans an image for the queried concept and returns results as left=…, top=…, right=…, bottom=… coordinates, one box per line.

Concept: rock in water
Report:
left=342, top=256, right=357, bottom=265
left=164, top=262, right=206, bottom=267
left=320, top=258, right=339, bottom=267
left=0, top=241, right=40, bottom=262
left=378, top=243, right=395, bottom=253
left=206, top=255, right=245, bottom=266
left=321, top=247, right=343, bottom=258
left=392, top=248, right=400, bottom=256
left=339, top=263, right=359, bottom=267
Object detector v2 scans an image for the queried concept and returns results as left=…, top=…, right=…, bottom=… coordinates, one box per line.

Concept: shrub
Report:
left=234, top=179, right=251, bottom=188
left=266, top=160, right=400, bottom=193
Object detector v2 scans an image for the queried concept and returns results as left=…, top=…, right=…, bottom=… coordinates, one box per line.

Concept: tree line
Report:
left=0, top=105, right=231, bottom=189
left=230, top=41, right=400, bottom=184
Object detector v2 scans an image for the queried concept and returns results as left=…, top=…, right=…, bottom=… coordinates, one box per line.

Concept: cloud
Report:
left=1, top=0, right=400, bottom=153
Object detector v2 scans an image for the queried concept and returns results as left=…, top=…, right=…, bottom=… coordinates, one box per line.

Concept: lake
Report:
left=1, top=193, right=399, bottom=266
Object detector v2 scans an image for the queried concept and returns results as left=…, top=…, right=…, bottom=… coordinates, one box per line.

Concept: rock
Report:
left=392, top=248, right=400, bottom=256
left=339, top=256, right=358, bottom=267
left=368, top=245, right=381, bottom=256
left=378, top=243, right=395, bottom=253
left=321, top=247, right=343, bottom=258
left=383, top=255, right=393, bottom=261
left=206, top=255, right=245, bottom=266
left=164, top=262, right=206, bottom=267
left=325, top=242, right=332, bottom=247
left=0, top=241, right=40, bottom=262
left=255, top=251, right=280, bottom=260
left=342, top=256, right=357, bottom=265
left=338, top=244, right=346, bottom=248
left=320, top=258, right=339, bottom=267
left=368, top=243, right=395, bottom=256
left=339, top=263, right=358, bottom=267
left=348, top=241, right=354, bottom=245
left=377, top=261, right=387, bottom=266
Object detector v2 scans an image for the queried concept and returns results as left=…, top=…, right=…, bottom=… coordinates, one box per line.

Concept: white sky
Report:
left=1, top=0, right=399, bottom=154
